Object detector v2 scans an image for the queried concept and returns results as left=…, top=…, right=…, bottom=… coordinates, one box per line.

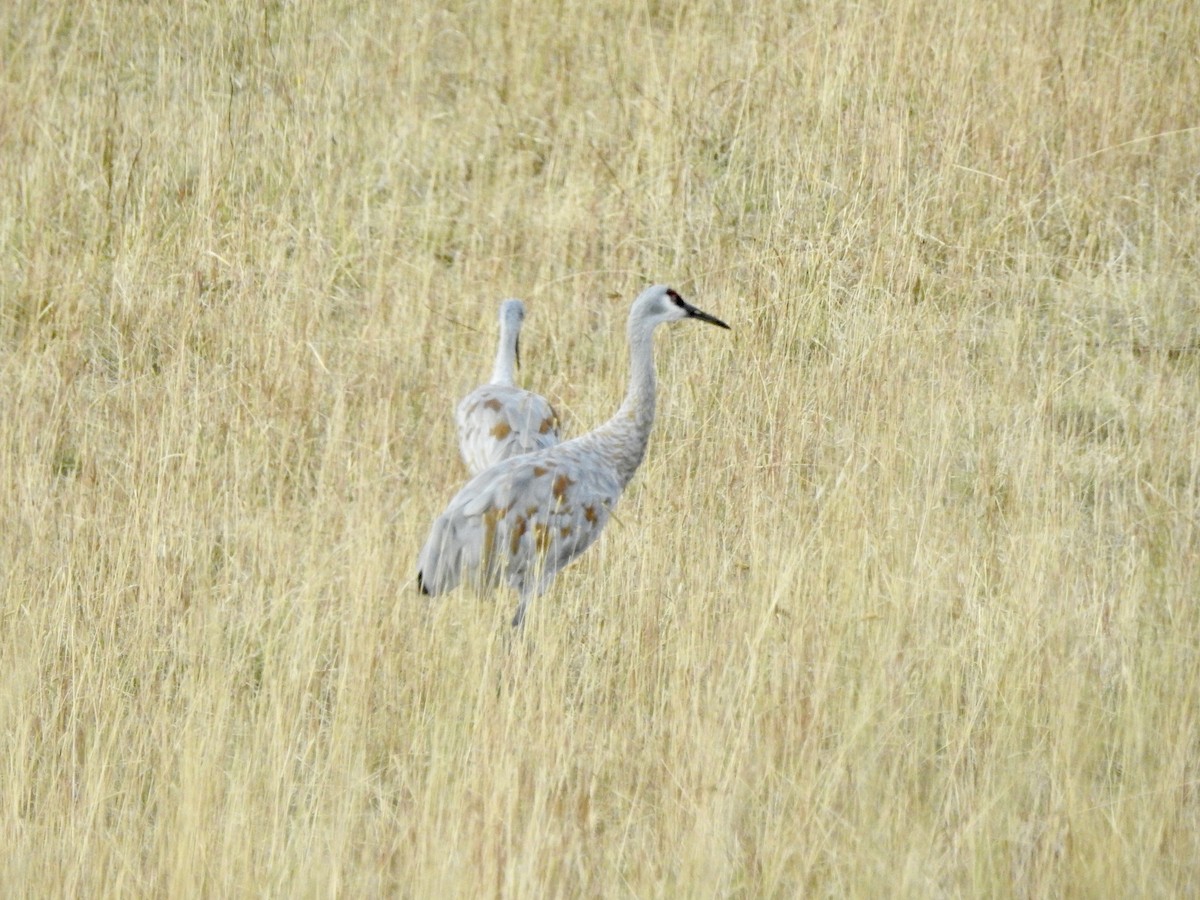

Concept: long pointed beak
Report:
left=515, top=336, right=522, bottom=369
left=682, top=299, right=730, bottom=330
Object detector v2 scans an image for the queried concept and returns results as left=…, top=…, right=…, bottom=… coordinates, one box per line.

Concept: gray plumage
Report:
left=418, top=284, right=729, bottom=626
left=456, top=299, right=561, bottom=475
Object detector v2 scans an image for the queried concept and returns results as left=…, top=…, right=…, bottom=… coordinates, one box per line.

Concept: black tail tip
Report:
left=417, top=571, right=430, bottom=595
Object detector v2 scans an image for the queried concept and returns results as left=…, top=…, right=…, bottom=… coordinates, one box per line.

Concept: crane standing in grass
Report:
left=418, top=284, right=730, bottom=627
left=456, top=298, right=561, bottom=475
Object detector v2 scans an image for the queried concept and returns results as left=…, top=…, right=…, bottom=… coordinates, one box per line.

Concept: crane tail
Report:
left=416, top=512, right=465, bottom=597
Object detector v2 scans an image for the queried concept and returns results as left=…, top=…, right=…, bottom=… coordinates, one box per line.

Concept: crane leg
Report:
left=511, top=593, right=531, bottom=628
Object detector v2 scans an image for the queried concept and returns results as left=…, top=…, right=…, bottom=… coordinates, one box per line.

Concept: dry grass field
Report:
left=3, top=0, right=1199, bottom=895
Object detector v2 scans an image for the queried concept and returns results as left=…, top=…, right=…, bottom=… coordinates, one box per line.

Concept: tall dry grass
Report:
left=2, top=0, right=1199, bottom=895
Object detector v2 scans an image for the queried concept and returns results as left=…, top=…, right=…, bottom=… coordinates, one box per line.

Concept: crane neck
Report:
left=491, top=323, right=517, bottom=386
left=617, top=317, right=657, bottom=425
left=592, top=317, right=658, bottom=488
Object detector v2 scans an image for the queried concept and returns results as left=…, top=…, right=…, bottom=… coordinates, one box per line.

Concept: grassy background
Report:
left=3, top=0, right=1199, bottom=895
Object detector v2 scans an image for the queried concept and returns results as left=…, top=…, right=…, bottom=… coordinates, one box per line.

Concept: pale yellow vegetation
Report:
left=2, top=0, right=1199, bottom=895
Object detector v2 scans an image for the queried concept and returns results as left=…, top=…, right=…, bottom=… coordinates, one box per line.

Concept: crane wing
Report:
left=416, top=448, right=618, bottom=601
left=456, top=386, right=561, bottom=474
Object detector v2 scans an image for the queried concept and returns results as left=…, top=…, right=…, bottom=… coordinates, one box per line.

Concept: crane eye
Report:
left=666, top=289, right=685, bottom=307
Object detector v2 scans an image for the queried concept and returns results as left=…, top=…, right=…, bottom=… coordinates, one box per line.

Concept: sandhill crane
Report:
left=456, top=299, right=561, bottom=475
left=417, top=284, right=730, bottom=627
